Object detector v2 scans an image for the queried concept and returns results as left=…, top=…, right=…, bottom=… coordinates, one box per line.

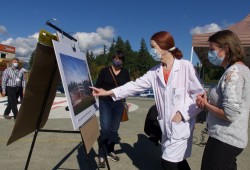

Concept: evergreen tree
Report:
left=137, top=38, right=155, bottom=76
left=109, top=39, right=116, bottom=52
left=103, top=45, right=107, bottom=54
left=115, top=36, right=125, bottom=52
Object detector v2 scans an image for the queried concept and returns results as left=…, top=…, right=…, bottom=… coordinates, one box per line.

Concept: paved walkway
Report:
left=0, top=96, right=249, bottom=170
left=0, top=96, right=139, bottom=119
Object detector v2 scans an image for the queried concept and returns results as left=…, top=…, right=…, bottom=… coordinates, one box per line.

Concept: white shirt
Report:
left=112, top=59, right=204, bottom=162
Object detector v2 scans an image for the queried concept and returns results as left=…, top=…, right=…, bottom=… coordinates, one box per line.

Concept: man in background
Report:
left=16, top=68, right=27, bottom=103
left=2, top=58, right=25, bottom=120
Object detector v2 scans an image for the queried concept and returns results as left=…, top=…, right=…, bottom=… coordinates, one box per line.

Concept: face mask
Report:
left=12, top=63, right=19, bottom=68
left=150, top=48, right=161, bottom=61
left=113, top=59, right=122, bottom=67
left=208, top=50, right=224, bottom=66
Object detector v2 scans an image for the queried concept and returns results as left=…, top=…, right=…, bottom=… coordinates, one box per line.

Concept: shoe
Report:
left=65, top=106, right=69, bottom=111
left=115, top=136, right=121, bottom=144
left=3, top=115, right=11, bottom=119
left=98, top=157, right=105, bottom=168
left=107, top=152, right=119, bottom=162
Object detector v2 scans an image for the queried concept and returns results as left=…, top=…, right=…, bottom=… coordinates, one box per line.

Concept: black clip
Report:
left=46, top=20, right=77, bottom=42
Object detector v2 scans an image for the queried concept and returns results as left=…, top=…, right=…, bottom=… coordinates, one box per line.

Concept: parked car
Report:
left=140, top=90, right=154, bottom=98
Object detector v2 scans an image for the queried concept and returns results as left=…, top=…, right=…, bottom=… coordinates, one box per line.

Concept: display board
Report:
left=52, top=40, right=97, bottom=130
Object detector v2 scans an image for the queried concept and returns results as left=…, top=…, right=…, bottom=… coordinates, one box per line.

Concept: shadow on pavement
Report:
left=52, top=142, right=98, bottom=170
left=118, top=133, right=162, bottom=170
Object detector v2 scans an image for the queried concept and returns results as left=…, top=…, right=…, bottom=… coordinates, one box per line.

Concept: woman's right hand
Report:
left=196, top=93, right=206, bottom=109
left=90, top=87, right=113, bottom=97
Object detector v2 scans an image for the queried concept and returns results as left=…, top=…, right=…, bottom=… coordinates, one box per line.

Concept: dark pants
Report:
left=201, top=136, right=243, bottom=170
left=4, top=86, right=18, bottom=119
left=16, top=86, right=23, bottom=102
left=161, top=159, right=191, bottom=170
left=98, top=100, right=124, bottom=157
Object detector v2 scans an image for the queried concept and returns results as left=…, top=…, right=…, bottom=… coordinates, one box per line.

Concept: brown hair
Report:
left=11, top=58, right=19, bottom=62
left=112, top=50, right=125, bottom=61
left=150, top=31, right=183, bottom=59
left=208, top=30, right=245, bottom=65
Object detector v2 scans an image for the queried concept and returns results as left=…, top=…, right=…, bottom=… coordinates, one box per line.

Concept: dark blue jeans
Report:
left=98, top=100, right=124, bottom=157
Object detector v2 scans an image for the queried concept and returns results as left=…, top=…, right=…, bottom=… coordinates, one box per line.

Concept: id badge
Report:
left=16, top=78, right=21, bottom=82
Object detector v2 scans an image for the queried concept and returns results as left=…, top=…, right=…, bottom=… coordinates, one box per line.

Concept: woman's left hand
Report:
left=172, top=111, right=183, bottom=122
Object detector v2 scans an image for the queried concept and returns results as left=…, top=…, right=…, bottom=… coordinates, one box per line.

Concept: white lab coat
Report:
left=112, top=59, right=204, bottom=162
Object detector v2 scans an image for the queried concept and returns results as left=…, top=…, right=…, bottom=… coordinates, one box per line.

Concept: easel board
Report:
left=7, top=41, right=61, bottom=145
left=80, top=115, right=100, bottom=154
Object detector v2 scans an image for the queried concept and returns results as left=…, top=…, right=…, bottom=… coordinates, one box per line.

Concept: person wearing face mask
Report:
left=95, top=51, right=130, bottom=168
left=196, top=30, right=250, bottom=170
left=91, top=31, right=204, bottom=170
left=2, top=58, right=25, bottom=120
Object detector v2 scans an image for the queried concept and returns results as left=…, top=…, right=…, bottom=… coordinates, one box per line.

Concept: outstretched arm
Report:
left=90, top=86, right=114, bottom=97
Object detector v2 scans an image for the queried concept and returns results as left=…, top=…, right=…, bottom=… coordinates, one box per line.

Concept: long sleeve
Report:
left=179, top=63, right=204, bottom=121
left=112, top=69, right=153, bottom=100
left=221, top=67, right=244, bottom=122
left=2, top=69, right=8, bottom=93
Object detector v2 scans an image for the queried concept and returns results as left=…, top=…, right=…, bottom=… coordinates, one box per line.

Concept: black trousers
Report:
left=4, top=86, right=18, bottom=119
left=161, top=159, right=191, bottom=170
left=201, top=136, right=243, bottom=170
left=16, top=86, right=23, bottom=102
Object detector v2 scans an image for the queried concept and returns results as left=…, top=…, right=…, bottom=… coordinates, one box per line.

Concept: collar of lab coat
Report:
left=156, top=59, right=181, bottom=86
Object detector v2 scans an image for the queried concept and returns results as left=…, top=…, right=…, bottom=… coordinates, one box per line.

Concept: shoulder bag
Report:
left=109, top=67, right=129, bottom=122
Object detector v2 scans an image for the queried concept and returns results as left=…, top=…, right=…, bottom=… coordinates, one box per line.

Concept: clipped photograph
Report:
left=53, top=40, right=97, bottom=130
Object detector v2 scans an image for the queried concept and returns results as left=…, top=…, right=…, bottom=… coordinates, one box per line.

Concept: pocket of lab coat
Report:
left=157, top=118, right=171, bottom=144
left=171, top=121, right=190, bottom=140
left=173, top=88, right=185, bottom=105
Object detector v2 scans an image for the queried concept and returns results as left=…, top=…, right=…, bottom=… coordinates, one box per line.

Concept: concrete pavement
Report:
left=0, top=96, right=249, bottom=170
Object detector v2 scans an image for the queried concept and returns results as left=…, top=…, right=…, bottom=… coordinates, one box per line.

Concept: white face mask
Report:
left=12, top=63, right=19, bottom=68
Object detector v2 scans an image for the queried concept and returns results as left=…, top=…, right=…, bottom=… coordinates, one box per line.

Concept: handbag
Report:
left=109, top=67, right=129, bottom=122
left=121, top=102, right=129, bottom=122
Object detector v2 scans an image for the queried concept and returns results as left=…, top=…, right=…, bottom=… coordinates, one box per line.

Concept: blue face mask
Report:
left=113, top=59, right=122, bottom=67
left=208, top=50, right=224, bottom=66
left=150, top=48, right=161, bottom=61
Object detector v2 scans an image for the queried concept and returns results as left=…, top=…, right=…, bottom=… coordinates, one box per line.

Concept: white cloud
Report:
left=0, top=26, right=116, bottom=61
left=0, top=25, right=7, bottom=35
left=190, top=23, right=222, bottom=34
left=1, top=33, right=38, bottom=61
left=74, top=26, right=115, bottom=55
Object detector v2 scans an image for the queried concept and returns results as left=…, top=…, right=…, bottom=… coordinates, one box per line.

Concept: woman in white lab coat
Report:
left=91, top=31, right=204, bottom=170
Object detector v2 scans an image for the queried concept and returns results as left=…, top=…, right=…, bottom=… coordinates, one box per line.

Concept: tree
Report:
left=137, top=38, right=157, bottom=76
left=88, top=35, right=160, bottom=82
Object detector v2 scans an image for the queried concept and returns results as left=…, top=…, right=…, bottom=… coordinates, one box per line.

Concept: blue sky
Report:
left=60, top=54, right=89, bottom=84
left=0, top=0, right=249, bottom=65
